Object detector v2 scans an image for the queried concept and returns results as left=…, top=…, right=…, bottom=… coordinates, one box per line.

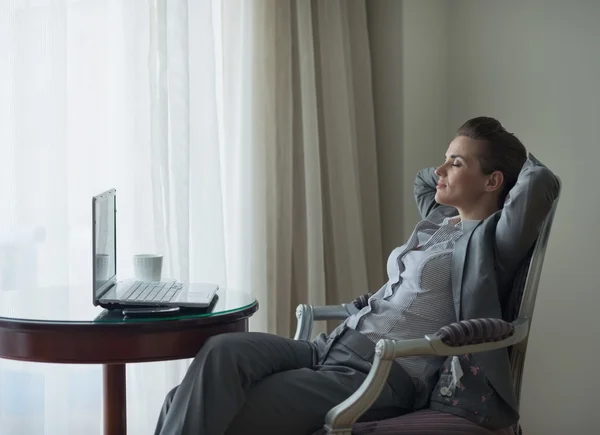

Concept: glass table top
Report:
left=0, top=285, right=256, bottom=324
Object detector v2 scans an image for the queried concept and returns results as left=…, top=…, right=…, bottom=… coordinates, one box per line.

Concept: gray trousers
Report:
left=154, top=326, right=416, bottom=435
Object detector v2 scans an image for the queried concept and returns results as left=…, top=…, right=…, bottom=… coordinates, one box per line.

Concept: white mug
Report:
left=133, top=254, right=163, bottom=282
left=95, top=253, right=111, bottom=281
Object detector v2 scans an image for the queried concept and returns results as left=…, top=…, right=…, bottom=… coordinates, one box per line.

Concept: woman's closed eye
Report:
left=443, top=158, right=461, bottom=167
left=443, top=155, right=462, bottom=167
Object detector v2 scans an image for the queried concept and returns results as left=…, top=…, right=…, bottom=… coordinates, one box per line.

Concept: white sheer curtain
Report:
left=0, top=0, right=382, bottom=433
left=0, top=0, right=265, bottom=434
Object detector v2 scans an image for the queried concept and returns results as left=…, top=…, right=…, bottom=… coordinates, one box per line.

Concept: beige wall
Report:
left=369, top=0, right=600, bottom=433
left=367, top=0, right=405, bottom=260
left=400, top=0, right=450, bottom=239
left=368, top=0, right=450, bottom=253
left=449, top=1, right=600, bottom=433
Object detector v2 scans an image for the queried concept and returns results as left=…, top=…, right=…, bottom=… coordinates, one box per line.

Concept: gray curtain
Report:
left=235, top=0, right=384, bottom=336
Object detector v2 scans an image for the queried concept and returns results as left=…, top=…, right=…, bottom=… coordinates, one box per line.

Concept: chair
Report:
left=294, top=183, right=561, bottom=435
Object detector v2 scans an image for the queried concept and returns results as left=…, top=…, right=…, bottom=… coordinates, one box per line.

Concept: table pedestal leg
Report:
left=103, top=364, right=127, bottom=435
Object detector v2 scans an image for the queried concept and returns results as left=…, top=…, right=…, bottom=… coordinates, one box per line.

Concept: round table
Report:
left=0, top=286, right=258, bottom=435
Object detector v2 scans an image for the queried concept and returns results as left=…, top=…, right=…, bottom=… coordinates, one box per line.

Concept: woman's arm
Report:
left=494, top=154, right=560, bottom=273
left=414, top=167, right=456, bottom=220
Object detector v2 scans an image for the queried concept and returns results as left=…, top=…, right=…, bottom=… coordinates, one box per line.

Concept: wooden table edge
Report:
left=0, top=301, right=258, bottom=435
left=0, top=302, right=258, bottom=363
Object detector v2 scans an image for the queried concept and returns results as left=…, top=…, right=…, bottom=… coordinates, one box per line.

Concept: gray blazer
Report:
left=413, top=153, right=560, bottom=426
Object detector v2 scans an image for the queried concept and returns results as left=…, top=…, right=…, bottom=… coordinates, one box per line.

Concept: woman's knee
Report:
left=196, top=332, right=247, bottom=358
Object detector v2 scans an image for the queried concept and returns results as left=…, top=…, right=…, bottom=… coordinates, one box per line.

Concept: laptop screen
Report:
left=93, top=190, right=117, bottom=299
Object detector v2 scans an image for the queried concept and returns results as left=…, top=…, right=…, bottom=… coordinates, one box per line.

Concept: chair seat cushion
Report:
left=350, top=410, right=515, bottom=435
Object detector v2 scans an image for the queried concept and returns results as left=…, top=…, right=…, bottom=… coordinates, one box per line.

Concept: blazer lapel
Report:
left=451, top=220, right=481, bottom=319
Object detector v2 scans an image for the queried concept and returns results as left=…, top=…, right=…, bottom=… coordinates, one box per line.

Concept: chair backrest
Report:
left=505, top=176, right=562, bottom=408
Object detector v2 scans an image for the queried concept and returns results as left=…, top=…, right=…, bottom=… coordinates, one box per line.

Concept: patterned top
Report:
left=344, top=217, right=463, bottom=408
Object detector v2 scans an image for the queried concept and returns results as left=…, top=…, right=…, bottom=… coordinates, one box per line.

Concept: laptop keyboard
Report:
left=121, top=281, right=183, bottom=303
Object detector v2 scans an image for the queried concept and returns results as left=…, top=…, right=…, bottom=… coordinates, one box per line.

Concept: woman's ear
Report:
left=485, top=171, right=504, bottom=192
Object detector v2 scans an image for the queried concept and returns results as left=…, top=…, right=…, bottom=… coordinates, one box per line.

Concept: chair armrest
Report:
left=294, top=304, right=353, bottom=341
left=435, top=318, right=515, bottom=346
left=351, top=292, right=372, bottom=310
left=323, top=317, right=530, bottom=434
left=293, top=293, right=372, bottom=341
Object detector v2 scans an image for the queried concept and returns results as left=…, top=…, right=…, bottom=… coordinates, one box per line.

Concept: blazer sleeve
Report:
left=494, top=153, right=560, bottom=273
left=414, top=167, right=457, bottom=220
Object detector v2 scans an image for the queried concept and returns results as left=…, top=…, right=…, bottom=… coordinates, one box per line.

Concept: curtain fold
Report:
left=0, top=0, right=383, bottom=433
left=246, top=0, right=384, bottom=336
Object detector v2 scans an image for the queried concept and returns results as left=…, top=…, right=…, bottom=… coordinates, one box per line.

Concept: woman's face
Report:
left=434, top=136, right=499, bottom=210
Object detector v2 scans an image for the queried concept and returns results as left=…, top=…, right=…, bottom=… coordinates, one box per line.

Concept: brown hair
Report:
left=456, top=117, right=527, bottom=207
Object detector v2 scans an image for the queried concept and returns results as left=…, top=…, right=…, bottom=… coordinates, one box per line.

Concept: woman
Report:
left=154, top=117, right=559, bottom=435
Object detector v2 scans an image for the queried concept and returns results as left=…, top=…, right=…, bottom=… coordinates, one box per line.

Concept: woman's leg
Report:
left=154, top=332, right=316, bottom=435
left=224, top=365, right=404, bottom=435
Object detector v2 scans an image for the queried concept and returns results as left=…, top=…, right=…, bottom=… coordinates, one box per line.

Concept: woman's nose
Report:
left=434, top=163, right=446, bottom=177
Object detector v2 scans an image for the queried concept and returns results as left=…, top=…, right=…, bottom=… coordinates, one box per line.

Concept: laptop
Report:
left=92, top=189, right=218, bottom=309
